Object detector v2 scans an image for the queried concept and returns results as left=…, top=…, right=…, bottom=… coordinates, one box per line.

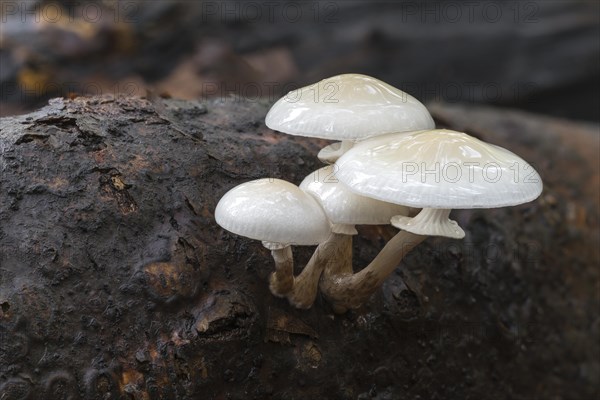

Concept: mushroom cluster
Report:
left=216, top=74, right=543, bottom=312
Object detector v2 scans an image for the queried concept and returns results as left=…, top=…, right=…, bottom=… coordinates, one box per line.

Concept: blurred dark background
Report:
left=1, top=0, right=599, bottom=121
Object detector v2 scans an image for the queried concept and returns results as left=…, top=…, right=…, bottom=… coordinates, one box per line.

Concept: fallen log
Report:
left=0, top=96, right=598, bottom=399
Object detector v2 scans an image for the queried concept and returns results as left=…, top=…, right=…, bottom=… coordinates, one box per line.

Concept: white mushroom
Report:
left=215, top=179, right=331, bottom=308
left=299, top=165, right=410, bottom=311
left=325, top=129, right=543, bottom=311
left=265, top=74, right=435, bottom=163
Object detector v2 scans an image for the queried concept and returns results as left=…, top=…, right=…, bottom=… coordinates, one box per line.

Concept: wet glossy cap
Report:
left=265, top=74, right=435, bottom=140
left=300, top=166, right=409, bottom=234
left=335, top=129, right=543, bottom=209
left=215, top=179, right=331, bottom=246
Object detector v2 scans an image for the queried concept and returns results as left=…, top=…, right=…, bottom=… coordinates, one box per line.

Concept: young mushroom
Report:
left=215, top=178, right=331, bottom=308
left=325, top=129, right=543, bottom=311
left=265, top=74, right=435, bottom=163
left=299, top=165, right=410, bottom=311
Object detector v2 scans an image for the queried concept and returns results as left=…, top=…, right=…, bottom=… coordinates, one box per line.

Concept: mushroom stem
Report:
left=268, top=246, right=295, bottom=297
left=283, top=232, right=352, bottom=308
left=283, top=232, right=354, bottom=309
left=323, top=230, right=426, bottom=312
left=317, top=233, right=354, bottom=311
left=317, top=140, right=355, bottom=164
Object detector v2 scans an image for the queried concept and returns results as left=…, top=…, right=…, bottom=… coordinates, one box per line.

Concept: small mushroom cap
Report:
left=300, top=166, right=410, bottom=230
left=265, top=74, right=435, bottom=140
left=336, top=129, right=543, bottom=209
left=215, top=179, right=331, bottom=245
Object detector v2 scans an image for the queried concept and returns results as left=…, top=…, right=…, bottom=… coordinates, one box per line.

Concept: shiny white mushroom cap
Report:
left=299, top=166, right=410, bottom=234
left=215, top=179, right=331, bottom=247
left=265, top=74, right=435, bottom=141
left=335, top=129, right=543, bottom=209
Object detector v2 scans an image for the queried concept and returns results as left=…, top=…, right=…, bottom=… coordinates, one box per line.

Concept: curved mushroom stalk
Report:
left=321, top=230, right=426, bottom=313
left=274, top=231, right=352, bottom=309
left=318, top=140, right=355, bottom=164
left=264, top=232, right=353, bottom=309
left=317, top=232, right=354, bottom=311
left=320, top=209, right=461, bottom=312
left=265, top=242, right=295, bottom=297
left=284, top=232, right=347, bottom=308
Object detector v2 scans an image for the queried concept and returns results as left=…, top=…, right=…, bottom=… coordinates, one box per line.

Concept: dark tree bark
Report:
left=0, top=96, right=598, bottom=400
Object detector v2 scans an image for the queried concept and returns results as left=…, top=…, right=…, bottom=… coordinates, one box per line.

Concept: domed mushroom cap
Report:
left=336, top=129, right=543, bottom=209
left=215, top=179, right=331, bottom=245
left=265, top=74, right=435, bottom=140
left=300, top=166, right=409, bottom=233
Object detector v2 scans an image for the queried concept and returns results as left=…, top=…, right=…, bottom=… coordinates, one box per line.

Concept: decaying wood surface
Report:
left=0, top=96, right=598, bottom=399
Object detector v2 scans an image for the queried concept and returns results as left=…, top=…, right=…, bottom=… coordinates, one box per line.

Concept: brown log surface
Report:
left=0, top=96, right=598, bottom=399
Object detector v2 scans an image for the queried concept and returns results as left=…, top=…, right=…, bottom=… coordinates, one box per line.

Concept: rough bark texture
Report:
left=0, top=96, right=598, bottom=400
